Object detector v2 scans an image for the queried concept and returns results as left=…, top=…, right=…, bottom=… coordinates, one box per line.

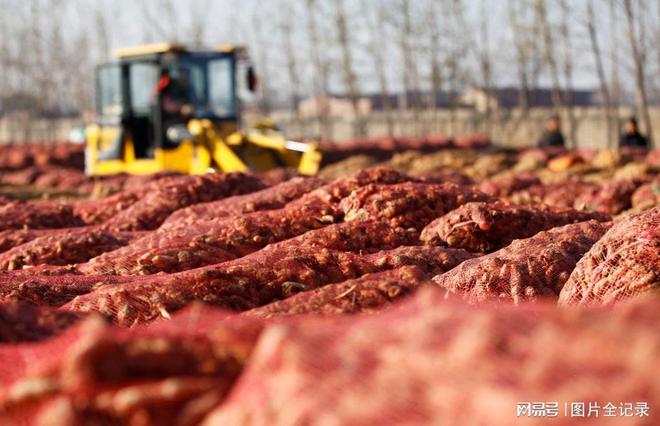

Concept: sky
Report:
left=2, top=0, right=657, bottom=109
left=84, top=0, right=609, bottom=92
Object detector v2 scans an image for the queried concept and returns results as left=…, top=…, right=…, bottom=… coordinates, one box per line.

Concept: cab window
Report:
left=97, top=65, right=122, bottom=117
left=129, top=63, right=159, bottom=115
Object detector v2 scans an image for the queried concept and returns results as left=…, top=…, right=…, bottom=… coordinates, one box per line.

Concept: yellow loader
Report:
left=85, top=43, right=321, bottom=176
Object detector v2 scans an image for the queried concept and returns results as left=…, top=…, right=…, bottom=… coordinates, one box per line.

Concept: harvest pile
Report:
left=0, top=144, right=658, bottom=424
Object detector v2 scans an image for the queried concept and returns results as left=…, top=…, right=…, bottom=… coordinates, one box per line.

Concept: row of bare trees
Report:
left=1, top=0, right=658, bottom=146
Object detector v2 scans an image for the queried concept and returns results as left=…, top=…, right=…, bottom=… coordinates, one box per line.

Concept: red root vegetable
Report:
left=246, top=266, right=432, bottom=317
left=65, top=245, right=473, bottom=326
left=421, top=201, right=610, bottom=252
left=558, top=207, right=659, bottom=307
left=340, top=182, right=493, bottom=230
left=432, top=220, right=611, bottom=303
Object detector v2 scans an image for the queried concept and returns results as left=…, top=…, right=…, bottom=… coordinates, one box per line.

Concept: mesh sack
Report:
left=0, top=301, right=81, bottom=343
left=477, top=171, right=542, bottom=198
left=98, top=172, right=265, bottom=232
left=575, top=177, right=649, bottom=215
left=72, top=187, right=155, bottom=225
left=318, top=154, right=378, bottom=179
left=264, top=219, right=420, bottom=253
left=421, top=201, right=610, bottom=253
left=31, top=167, right=91, bottom=192
left=339, top=182, right=493, bottom=230
left=77, top=169, right=416, bottom=276
left=510, top=180, right=598, bottom=208
left=0, top=229, right=69, bottom=254
left=253, top=168, right=301, bottom=185
left=65, top=244, right=473, bottom=326
left=245, top=266, right=432, bottom=318
left=0, top=166, right=46, bottom=185
left=630, top=177, right=660, bottom=209
left=161, top=176, right=326, bottom=228
left=411, top=168, right=475, bottom=186
left=71, top=172, right=242, bottom=226
left=0, top=228, right=140, bottom=271
left=77, top=198, right=337, bottom=276
left=558, top=207, right=659, bottom=306
left=203, top=287, right=660, bottom=426
left=0, top=200, right=85, bottom=231
left=64, top=247, right=380, bottom=325
left=0, top=273, right=135, bottom=307
left=361, top=245, right=475, bottom=275
left=644, top=148, right=660, bottom=168
left=432, top=220, right=611, bottom=303
left=0, top=306, right=264, bottom=426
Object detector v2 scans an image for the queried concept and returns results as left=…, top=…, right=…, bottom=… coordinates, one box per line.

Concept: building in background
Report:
left=459, top=87, right=598, bottom=113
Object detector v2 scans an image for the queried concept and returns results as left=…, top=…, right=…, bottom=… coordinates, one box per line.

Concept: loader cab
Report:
left=87, top=43, right=245, bottom=174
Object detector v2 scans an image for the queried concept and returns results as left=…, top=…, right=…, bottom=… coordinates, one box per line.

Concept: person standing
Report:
left=619, top=117, right=649, bottom=148
left=537, top=115, right=566, bottom=148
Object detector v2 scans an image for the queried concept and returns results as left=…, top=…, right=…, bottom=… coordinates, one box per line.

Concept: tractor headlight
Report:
left=166, top=125, right=193, bottom=144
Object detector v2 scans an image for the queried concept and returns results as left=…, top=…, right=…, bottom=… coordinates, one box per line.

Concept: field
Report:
left=0, top=138, right=658, bottom=425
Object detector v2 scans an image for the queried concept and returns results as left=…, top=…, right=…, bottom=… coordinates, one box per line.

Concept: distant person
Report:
left=155, top=69, right=193, bottom=120
left=619, top=117, right=649, bottom=149
left=537, top=115, right=565, bottom=148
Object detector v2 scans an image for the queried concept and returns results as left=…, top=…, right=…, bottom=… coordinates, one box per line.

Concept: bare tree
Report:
left=558, top=0, right=577, bottom=146
left=535, top=0, right=564, bottom=119
left=608, top=0, right=621, bottom=113
left=586, top=0, right=615, bottom=147
left=138, top=0, right=179, bottom=43
left=305, top=0, right=332, bottom=140
left=508, top=0, right=530, bottom=114
left=623, top=0, right=654, bottom=146
left=361, top=1, right=395, bottom=136
left=477, top=0, right=494, bottom=137
left=393, top=0, right=422, bottom=134
left=427, top=0, right=443, bottom=116
left=334, top=0, right=363, bottom=136
left=279, top=5, right=303, bottom=121
left=251, top=9, right=274, bottom=116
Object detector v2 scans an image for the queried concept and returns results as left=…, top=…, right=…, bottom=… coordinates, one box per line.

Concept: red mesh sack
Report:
left=203, top=288, right=660, bottom=425
left=575, top=178, right=648, bottom=215
left=0, top=201, right=85, bottom=231
left=411, top=168, right=475, bottom=186
left=631, top=178, right=660, bottom=209
left=0, top=306, right=264, bottom=425
left=339, top=182, right=493, bottom=230
left=511, top=180, right=599, bottom=208
left=98, top=172, right=265, bottom=232
left=161, top=176, right=326, bottom=228
left=432, top=220, right=611, bottom=303
left=65, top=245, right=473, bottom=326
left=0, top=229, right=70, bottom=254
left=421, top=201, right=610, bottom=252
left=0, top=273, right=134, bottom=307
left=477, top=171, right=542, bottom=198
left=558, top=207, right=659, bottom=306
left=0, top=301, right=81, bottom=343
left=0, top=166, right=45, bottom=185
left=0, top=229, right=140, bottom=270
left=77, top=169, right=416, bottom=276
left=245, top=266, right=432, bottom=318
left=264, top=219, right=420, bottom=253
left=254, top=168, right=301, bottom=185
left=64, top=247, right=380, bottom=325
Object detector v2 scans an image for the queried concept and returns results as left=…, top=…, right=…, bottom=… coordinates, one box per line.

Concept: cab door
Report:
left=126, top=61, right=160, bottom=158
left=87, top=64, right=124, bottom=169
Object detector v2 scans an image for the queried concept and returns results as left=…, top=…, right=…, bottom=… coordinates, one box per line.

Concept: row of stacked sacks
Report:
left=0, top=166, right=657, bottom=313
left=1, top=286, right=659, bottom=424
left=0, top=162, right=656, bottom=423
